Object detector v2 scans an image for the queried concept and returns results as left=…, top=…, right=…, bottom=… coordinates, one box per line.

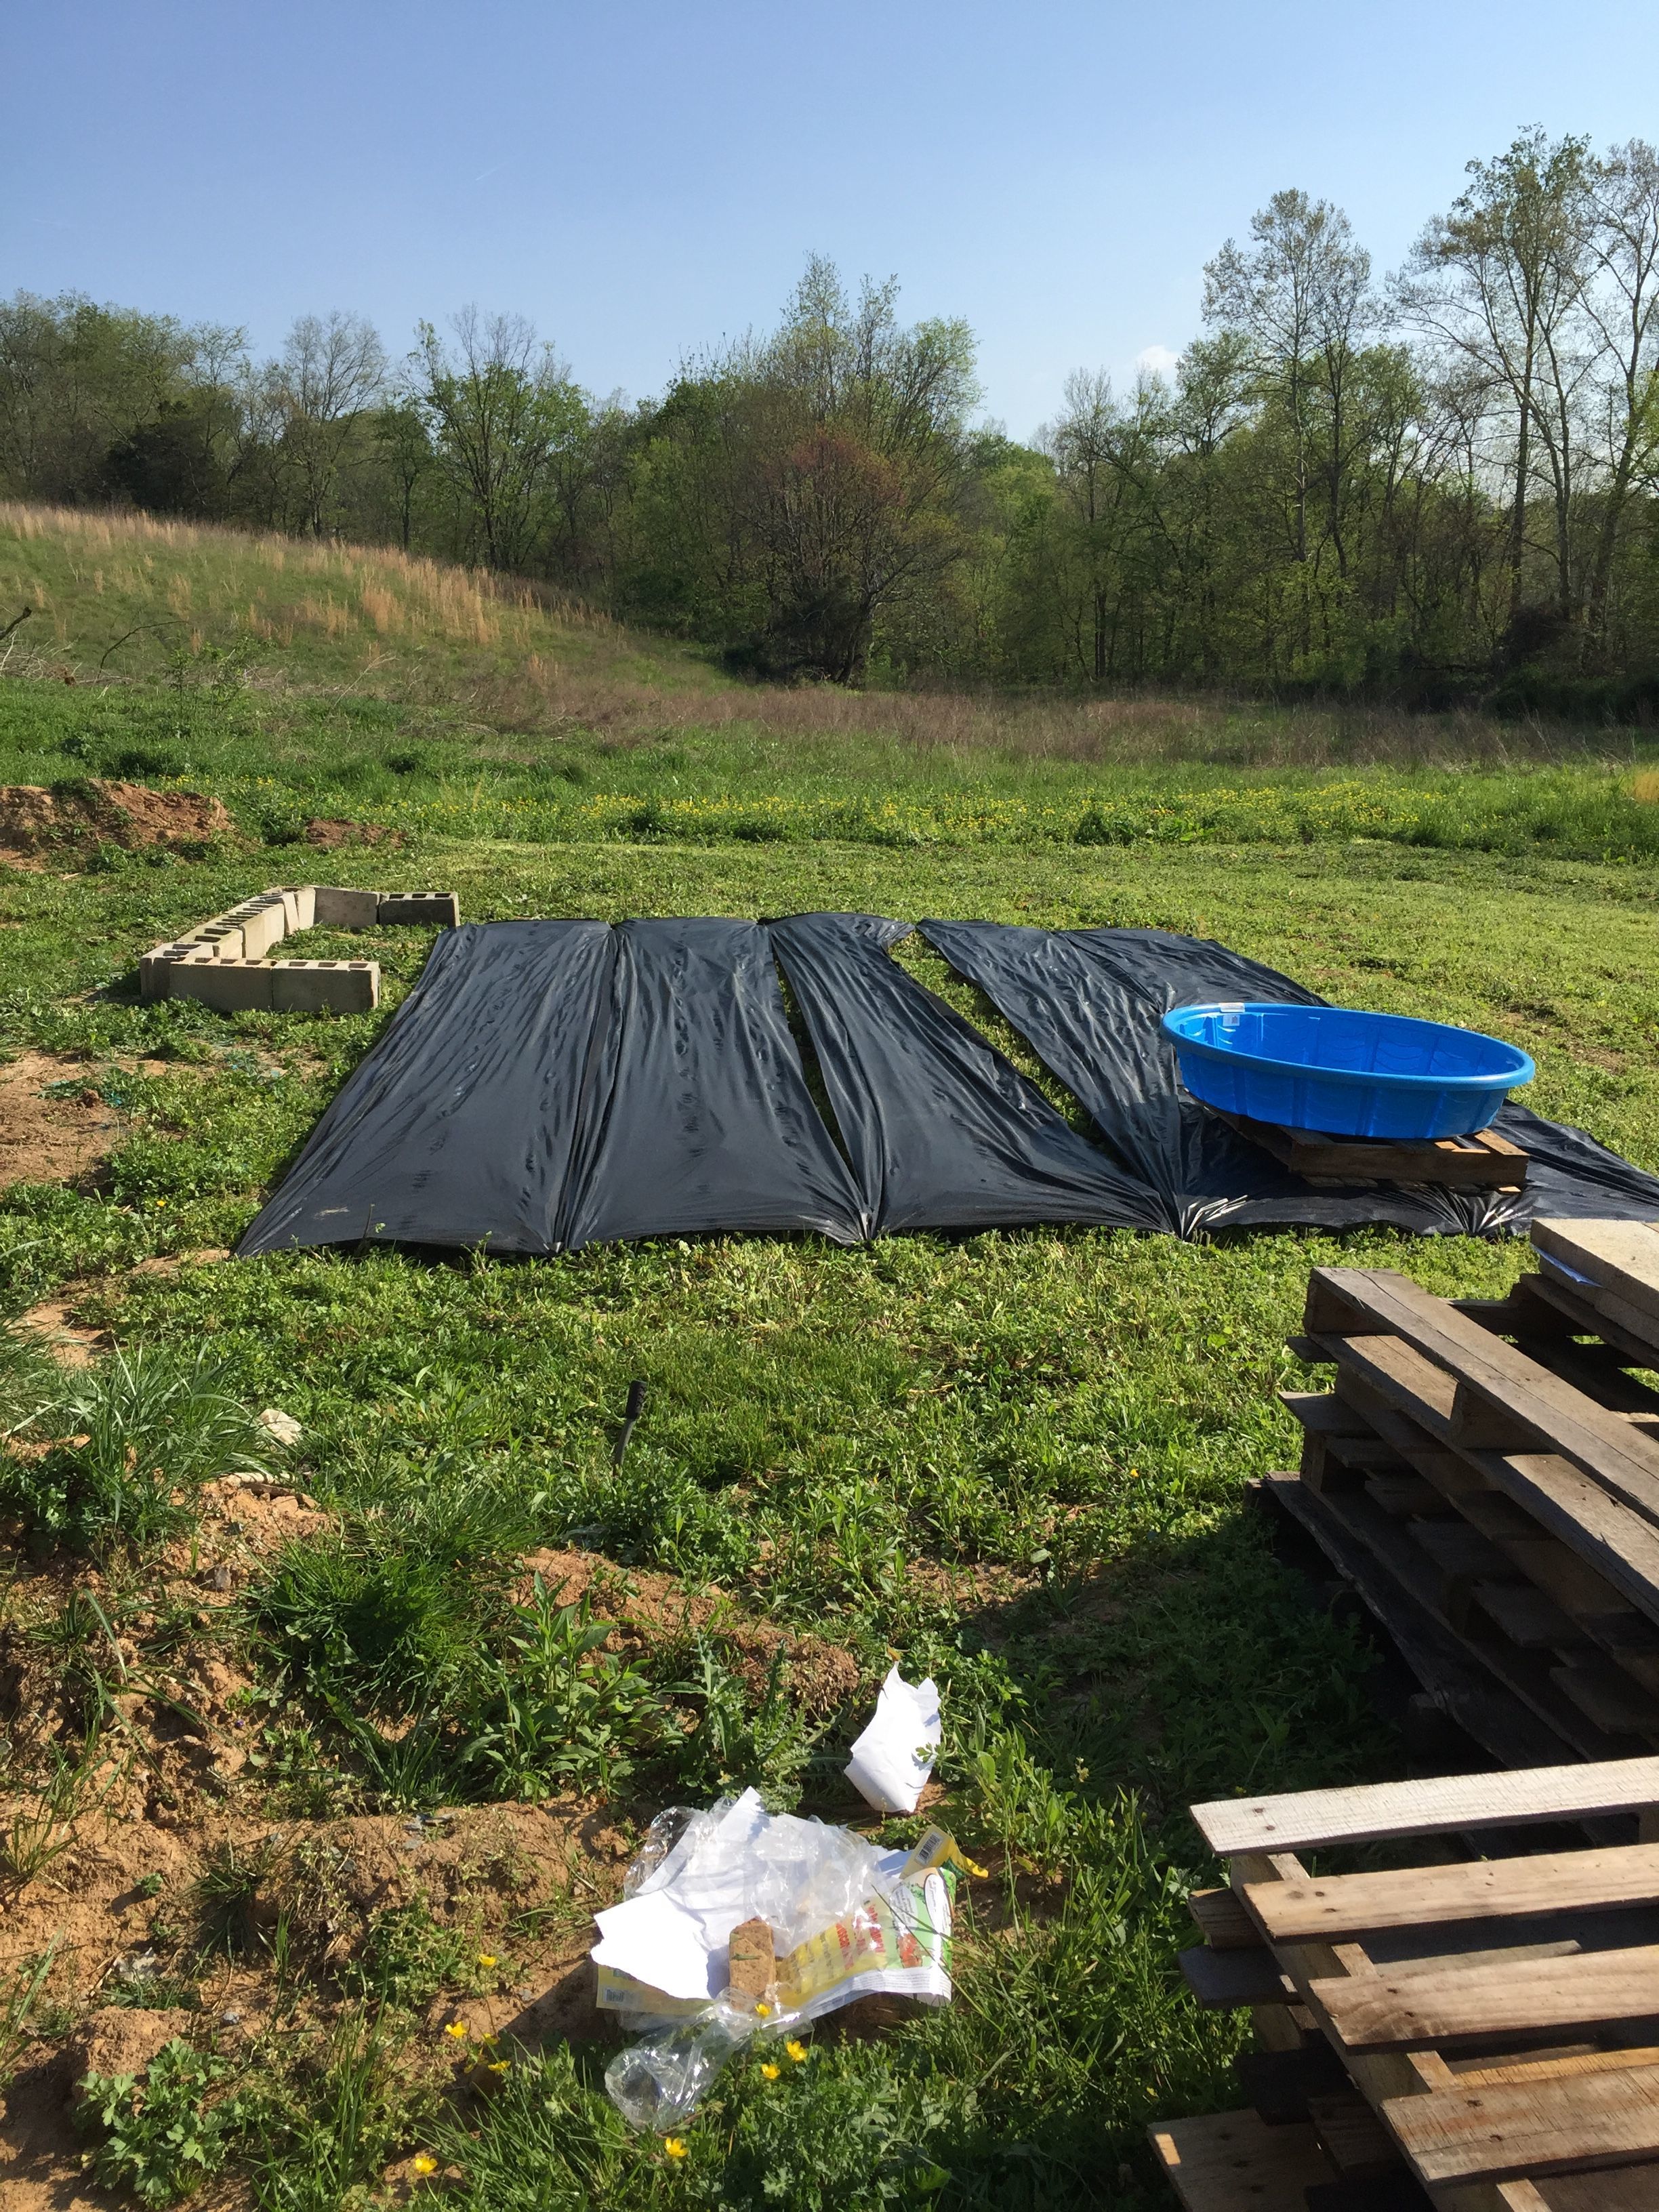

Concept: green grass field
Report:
left=0, top=507, right=1656, bottom=2211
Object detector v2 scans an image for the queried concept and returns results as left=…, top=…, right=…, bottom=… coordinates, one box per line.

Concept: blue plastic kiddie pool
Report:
left=1160, top=1002, right=1534, bottom=1140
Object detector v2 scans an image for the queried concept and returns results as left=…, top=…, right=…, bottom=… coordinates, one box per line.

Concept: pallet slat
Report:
left=1191, top=1757, right=1659, bottom=1857
left=1147, top=2109, right=1337, bottom=2209
left=1305, top=1269, right=1659, bottom=1528
left=1243, top=1842, right=1659, bottom=1946
left=1384, top=2062, right=1659, bottom=2186
left=1311, top=1944, right=1659, bottom=2053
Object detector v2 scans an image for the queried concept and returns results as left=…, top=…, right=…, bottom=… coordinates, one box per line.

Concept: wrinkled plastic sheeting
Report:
left=769, top=912, right=1163, bottom=1235
left=919, top=920, right=1659, bottom=1237
left=239, top=916, right=866, bottom=1258
left=238, top=920, right=614, bottom=1256
left=558, top=918, right=866, bottom=1250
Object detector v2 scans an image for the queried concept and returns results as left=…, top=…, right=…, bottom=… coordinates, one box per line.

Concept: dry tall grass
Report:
left=0, top=501, right=1647, bottom=769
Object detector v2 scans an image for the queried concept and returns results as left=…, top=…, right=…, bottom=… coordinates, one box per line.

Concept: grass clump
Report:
left=0, top=1345, right=265, bottom=1554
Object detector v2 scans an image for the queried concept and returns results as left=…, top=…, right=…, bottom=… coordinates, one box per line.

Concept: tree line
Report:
left=3, top=127, right=1657, bottom=706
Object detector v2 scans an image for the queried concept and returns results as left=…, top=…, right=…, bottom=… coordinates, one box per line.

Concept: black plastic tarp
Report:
left=239, top=920, right=614, bottom=1256
left=920, top=920, right=1659, bottom=1237
left=240, top=917, right=866, bottom=1258
left=769, top=913, right=1162, bottom=1233
left=559, top=918, right=866, bottom=1248
left=238, top=911, right=1659, bottom=1260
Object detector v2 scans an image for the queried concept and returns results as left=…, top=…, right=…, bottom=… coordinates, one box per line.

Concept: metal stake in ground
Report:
left=613, top=1378, right=647, bottom=1469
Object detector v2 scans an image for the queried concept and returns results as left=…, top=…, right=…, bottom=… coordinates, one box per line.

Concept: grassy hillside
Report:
left=0, top=508, right=1655, bottom=2209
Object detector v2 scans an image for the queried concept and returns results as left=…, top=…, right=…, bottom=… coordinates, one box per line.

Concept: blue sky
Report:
left=7, top=1, right=1659, bottom=438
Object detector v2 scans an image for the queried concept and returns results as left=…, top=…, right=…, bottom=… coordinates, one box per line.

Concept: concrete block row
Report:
left=165, top=956, right=380, bottom=1013
left=138, top=882, right=457, bottom=1010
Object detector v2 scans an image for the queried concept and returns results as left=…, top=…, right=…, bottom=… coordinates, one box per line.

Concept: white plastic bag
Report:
left=844, top=1667, right=941, bottom=1814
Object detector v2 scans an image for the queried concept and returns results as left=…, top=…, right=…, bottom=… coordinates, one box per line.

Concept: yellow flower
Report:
left=412, top=2154, right=438, bottom=2176
left=784, top=2039, right=808, bottom=2063
left=487, top=2060, right=509, bottom=2074
left=477, top=1953, right=498, bottom=1969
left=754, top=2001, right=770, bottom=2018
left=443, top=2020, right=469, bottom=2041
left=663, top=2137, right=689, bottom=2159
left=759, top=2062, right=780, bottom=2081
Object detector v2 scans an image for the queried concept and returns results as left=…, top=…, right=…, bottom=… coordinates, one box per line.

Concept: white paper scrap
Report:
left=590, top=1790, right=770, bottom=2003
left=844, top=1667, right=941, bottom=1814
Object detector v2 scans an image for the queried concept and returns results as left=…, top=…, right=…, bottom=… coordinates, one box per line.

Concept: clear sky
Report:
left=7, top=1, right=1659, bottom=438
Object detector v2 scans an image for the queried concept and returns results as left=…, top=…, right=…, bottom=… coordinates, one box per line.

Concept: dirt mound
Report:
left=304, top=817, right=406, bottom=849
left=0, top=780, right=234, bottom=856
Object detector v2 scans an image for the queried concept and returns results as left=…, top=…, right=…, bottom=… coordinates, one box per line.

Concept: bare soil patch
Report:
left=0, top=781, right=234, bottom=857
left=303, top=818, right=406, bottom=850
left=0, top=1052, right=123, bottom=1197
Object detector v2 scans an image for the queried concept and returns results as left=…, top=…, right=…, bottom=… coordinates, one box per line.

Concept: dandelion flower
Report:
left=785, top=2039, right=808, bottom=2062
left=477, top=1953, right=498, bottom=1969
left=412, top=2154, right=438, bottom=2177
left=759, top=2062, right=780, bottom=2080
left=487, top=2060, right=509, bottom=2074
left=443, top=2021, right=469, bottom=2041
left=663, top=2137, right=689, bottom=2159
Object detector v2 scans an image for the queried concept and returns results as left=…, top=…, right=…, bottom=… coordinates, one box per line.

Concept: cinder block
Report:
left=232, top=898, right=288, bottom=958
left=312, top=887, right=381, bottom=929
left=190, top=923, right=246, bottom=961
left=140, top=943, right=197, bottom=999
left=270, top=959, right=380, bottom=1013
left=276, top=885, right=316, bottom=933
left=168, top=960, right=275, bottom=1011
left=377, top=892, right=459, bottom=927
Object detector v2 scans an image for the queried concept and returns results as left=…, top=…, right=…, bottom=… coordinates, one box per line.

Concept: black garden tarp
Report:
left=237, top=913, right=1659, bottom=1258
left=918, top=920, right=1659, bottom=1239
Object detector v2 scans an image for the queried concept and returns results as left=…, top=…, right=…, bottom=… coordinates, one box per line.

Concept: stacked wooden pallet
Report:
left=1490, top=1219, right=1659, bottom=1374
left=1263, top=1259, right=1659, bottom=1771
left=1151, top=1755, right=1659, bottom=2210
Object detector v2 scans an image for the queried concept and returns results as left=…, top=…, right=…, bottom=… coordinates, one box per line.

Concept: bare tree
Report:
left=1204, top=191, right=1374, bottom=649
left=276, top=311, right=387, bottom=535
left=1580, top=142, right=1659, bottom=655
left=1399, top=130, right=1595, bottom=635
left=415, top=309, right=586, bottom=572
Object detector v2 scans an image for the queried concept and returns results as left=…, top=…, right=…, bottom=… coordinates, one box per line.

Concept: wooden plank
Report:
left=1147, top=2110, right=1337, bottom=2211
left=1234, top=2039, right=1349, bottom=2121
left=1320, top=1331, right=1659, bottom=1625
left=1282, top=1478, right=1629, bottom=1755
left=1384, top=2062, right=1659, bottom=2185
left=1305, top=1269, right=1659, bottom=1528
left=1243, top=1841, right=1659, bottom=1947
left=1229, top=1847, right=1516, bottom=2212
left=1218, top=1109, right=1527, bottom=1187
left=1258, top=1475, right=1579, bottom=1774
left=1313, top=1944, right=1659, bottom=2053
left=1370, top=1472, right=1455, bottom=1515
left=1188, top=1886, right=1258, bottom=1950
left=1532, top=1221, right=1659, bottom=1328
left=1284, top=1388, right=1374, bottom=1435
left=1473, top=1582, right=1586, bottom=1652
left=1178, top=1942, right=1298, bottom=2007
left=1522, top=2164, right=1659, bottom=2209
left=1524, top=1273, right=1659, bottom=1369
left=1309, top=2087, right=1404, bottom=2176
left=1191, top=1757, right=1659, bottom=1858
left=1550, top=1662, right=1659, bottom=1741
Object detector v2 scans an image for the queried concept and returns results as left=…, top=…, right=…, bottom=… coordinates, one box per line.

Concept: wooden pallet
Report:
left=1154, top=1757, right=1659, bottom=2210
left=1211, top=1109, right=1528, bottom=1191
left=1264, top=1266, right=1659, bottom=1769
